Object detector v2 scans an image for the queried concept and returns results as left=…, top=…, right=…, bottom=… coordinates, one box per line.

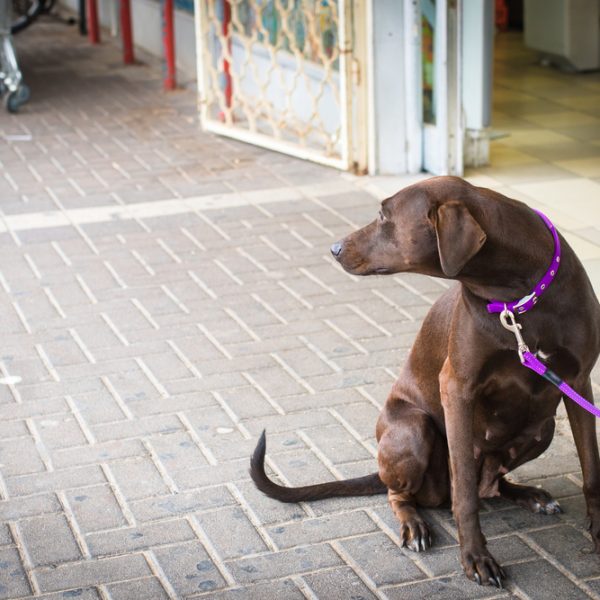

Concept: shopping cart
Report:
left=0, top=0, right=31, bottom=112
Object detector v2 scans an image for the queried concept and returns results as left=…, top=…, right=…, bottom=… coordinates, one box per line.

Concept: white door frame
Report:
left=405, top=0, right=463, bottom=176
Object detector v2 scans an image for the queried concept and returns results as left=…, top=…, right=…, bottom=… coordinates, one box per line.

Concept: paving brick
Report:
left=505, top=559, right=591, bottom=600
left=196, top=506, right=270, bottom=559
left=35, top=554, right=152, bottom=594
left=131, top=487, right=235, bottom=523
left=173, top=459, right=250, bottom=490
left=0, top=546, right=31, bottom=599
left=28, top=587, right=102, bottom=599
left=6, top=465, right=106, bottom=497
left=226, top=543, right=343, bottom=584
left=384, top=574, right=509, bottom=600
left=105, top=576, right=169, bottom=600
left=338, top=533, right=427, bottom=586
left=267, top=511, right=378, bottom=549
left=19, top=513, right=82, bottom=567
left=147, top=430, right=211, bottom=472
left=64, top=485, right=128, bottom=533
left=87, top=519, right=196, bottom=557
left=68, top=391, right=130, bottom=426
left=107, top=458, right=172, bottom=500
left=526, top=526, right=600, bottom=578
left=0, top=493, right=61, bottom=521
left=0, top=526, right=11, bottom=546
left=93, top=415, right=183, bottom=443
left=276, top=388, right=369, bottom=413
left=0, top=436, right=46, bottom=477
left=300, top=424, right=374, bottom=465
left=152, top=541, right=228, bottom=596
left=303, top=566, right=379, bottom=600
left=52, top=439, right=145, bottom=469
left=200, top=578, right=305, bottom=600
left=34, top=415, right=89, bottom=450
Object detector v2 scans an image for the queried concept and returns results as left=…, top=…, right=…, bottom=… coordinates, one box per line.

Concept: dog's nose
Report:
left=330, top=242, right=343, bottom=257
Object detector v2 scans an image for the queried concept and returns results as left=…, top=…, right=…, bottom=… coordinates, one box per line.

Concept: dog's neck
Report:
left=457, top=203, right=565, bottom=310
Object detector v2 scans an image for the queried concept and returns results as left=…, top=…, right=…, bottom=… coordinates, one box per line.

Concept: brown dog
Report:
left=250, top=176, right=600, bottom=587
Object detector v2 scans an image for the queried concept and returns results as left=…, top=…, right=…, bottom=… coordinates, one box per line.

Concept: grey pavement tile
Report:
left=266, top=511, right=378, bottom=549
left=302, top=566, right=379, bottom=599
left=105, top=576, right=169, bottom=600
left=0, top=526, right=12, bottom=546
left=338, top=532, right=427, bottom=586
left=195, top=506, right=270, bottom=559
left=130, top=487, right=235, bottom=523
left=19, top=513, right=82, bottom=567
left=198, top=578, right=304, bottom=600
left=6, top=465, right=106, bottom=497
left=0, top=436, right=46, bottom=477
left=107, top=457, right=172, bottom=500
left=226, top=544, right=343, bottom=584
left=505, top=559, right=592, bottom=600
left=64, top=484, right=128, bottom=533
left=0, top=546, right=32, bottom=599
left=1, top=493, right=61, bottom=521
left=34, top=554, right=152, bottom=594
left=526, top=526, right=600, bottom=578
left=86, top=520, right=197, bottom=558
left=384, top=575, right=510, bottom=600
left=152, top=541, right=228, bottom=596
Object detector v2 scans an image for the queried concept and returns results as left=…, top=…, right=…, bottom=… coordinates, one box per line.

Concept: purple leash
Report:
left=492, top=210, right=600, bottom=418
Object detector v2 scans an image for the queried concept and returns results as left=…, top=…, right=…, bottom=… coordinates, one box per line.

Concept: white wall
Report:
left=60, top=0, right=197, bottom=78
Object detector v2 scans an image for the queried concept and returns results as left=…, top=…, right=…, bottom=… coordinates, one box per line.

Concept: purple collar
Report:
left=487, top=209, right=561, bottom=314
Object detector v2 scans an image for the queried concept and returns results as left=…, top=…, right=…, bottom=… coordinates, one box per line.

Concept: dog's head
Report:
left=331, top=178, right=487, bottom=278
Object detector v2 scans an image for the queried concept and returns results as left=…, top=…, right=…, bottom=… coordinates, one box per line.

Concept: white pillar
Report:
left=462, top=0, right=494, bottom=167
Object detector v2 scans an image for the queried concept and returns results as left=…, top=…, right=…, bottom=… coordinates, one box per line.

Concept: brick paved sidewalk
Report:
left=1, top=18, right=600, bottom=600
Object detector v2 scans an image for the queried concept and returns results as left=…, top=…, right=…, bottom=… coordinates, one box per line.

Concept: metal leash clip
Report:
left=499, top=307, right=530, bottom=363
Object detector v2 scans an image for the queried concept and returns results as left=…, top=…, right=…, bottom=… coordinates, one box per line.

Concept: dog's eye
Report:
left=378, top=211, right=386, bottom=223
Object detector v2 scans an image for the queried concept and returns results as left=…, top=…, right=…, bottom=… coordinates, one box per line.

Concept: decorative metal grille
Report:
left=196, top=0, right=352, bottom=168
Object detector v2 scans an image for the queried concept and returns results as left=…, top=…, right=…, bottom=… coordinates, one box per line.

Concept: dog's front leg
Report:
left=440, top=358, right=504, bottom=587
left=565, top=377, right=600, bottom=552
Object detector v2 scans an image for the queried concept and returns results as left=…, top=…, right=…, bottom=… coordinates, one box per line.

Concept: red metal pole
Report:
left=222, top=0, right=232, bottom=109
left=120, top=0, right=134, bottom=64
left=162, top=0, right=176, bottom=90
left=86, top=0, right=100, bottom=44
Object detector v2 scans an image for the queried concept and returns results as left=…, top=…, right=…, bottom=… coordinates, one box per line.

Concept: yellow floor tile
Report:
left=523, top=111, right=600, bottom=128
left=554, top=157, right=600, bottom=178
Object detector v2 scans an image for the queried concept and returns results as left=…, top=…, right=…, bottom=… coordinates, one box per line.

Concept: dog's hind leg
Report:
left=498, top=479, right=562, bottom=515
left=377, top=401, right=449, bottom=551
left=498, top=420, right=561, bottom=514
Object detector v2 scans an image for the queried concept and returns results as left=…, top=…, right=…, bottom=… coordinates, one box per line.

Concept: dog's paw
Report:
left=461, top=548, right=505, bottom=588
left=399, top=516, right=432, bottom=552
left=530, top=496, right=562, bottom=515
left=588, top=517, right=600, bottom=553
left=502, top=482, right=562, bottom=515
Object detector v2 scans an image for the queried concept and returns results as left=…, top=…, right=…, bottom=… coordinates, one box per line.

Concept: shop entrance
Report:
left=195, top=0, right=366, bottom=171
left=487, top=6, right=600, bottom=182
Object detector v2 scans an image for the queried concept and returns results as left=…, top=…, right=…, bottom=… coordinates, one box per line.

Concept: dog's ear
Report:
left=433, top=201, right=486, bottom=277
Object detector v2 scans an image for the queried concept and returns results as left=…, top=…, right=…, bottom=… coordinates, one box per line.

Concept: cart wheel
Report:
left=4, top=85, right=30, bottom=113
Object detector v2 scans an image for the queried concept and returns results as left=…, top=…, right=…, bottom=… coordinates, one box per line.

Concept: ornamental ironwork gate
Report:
left=195, top=0, right=356, bottom=169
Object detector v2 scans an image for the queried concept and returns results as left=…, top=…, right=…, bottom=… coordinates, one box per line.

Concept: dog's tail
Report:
left=249, top=430, right=387, bottom=503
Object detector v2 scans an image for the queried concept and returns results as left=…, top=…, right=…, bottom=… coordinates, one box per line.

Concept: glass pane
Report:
left=422, top=0, right=436, bottom=124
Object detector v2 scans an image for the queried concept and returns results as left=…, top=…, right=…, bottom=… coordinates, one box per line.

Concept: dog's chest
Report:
left=472, top=357, right=562, bottom=498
